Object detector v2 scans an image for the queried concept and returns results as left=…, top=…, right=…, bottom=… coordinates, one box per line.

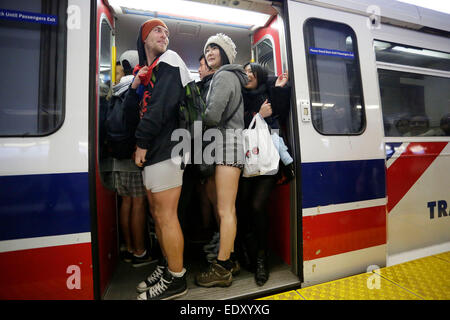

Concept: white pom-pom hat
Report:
left=204, top=33, right=237, bottom=64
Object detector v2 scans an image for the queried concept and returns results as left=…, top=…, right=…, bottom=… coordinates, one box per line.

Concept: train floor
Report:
left=103, top=241, right=300, bottom=300
left=259, top=251, right=450, bottom=300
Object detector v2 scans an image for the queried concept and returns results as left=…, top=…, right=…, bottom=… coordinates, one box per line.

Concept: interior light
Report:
left=373, top=40, right=392, bottom=50
left=345, top=36, right=353, bottom=45
left=108, top=0, right=271, bottom=29
left=392, top=46, right=450, bottom=59
left=311, top=102, right=335, bottom=108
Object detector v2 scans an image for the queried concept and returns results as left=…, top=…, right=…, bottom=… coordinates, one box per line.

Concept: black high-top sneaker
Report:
left=136, top=259, right=167, bottom=293
left=137, top=268, right=187, bottom=300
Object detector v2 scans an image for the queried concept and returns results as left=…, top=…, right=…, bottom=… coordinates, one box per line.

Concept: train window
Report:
left=0, top=0, right=67, bottom=136
left=255, top=37, right=276, bottom=76
left=378, top=69, right=450, bottom=137
left=374, top=40, right=450, bottom=72
left=303, top=18, right=365, bottom=135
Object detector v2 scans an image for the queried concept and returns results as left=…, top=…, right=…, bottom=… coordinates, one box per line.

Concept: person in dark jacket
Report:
left=197, top=54, right=215, bottom=100
left=109, top=50, right=151, bottom=268
left=124, top=18, right=192, bottom=300
left=237, top=62, right=292, bottom=286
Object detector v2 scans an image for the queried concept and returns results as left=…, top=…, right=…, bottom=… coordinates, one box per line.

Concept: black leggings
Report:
left=237, top=175, right=277, bottom=252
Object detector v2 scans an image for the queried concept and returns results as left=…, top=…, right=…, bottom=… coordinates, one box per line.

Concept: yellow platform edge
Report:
left=373, top=254, right=450, bottom=300
left=257, top=251, right=450, bottom=300
left=258, top=290, right=304, bottom=300
left=432, top=251, right=450, bottom=263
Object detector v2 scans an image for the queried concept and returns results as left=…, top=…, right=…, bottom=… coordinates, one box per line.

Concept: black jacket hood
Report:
left=137, top=24, right=147, bottom=66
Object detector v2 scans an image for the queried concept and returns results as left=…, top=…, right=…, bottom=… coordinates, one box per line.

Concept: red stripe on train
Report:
left=0, top=243, right=93, bottom=300
left=387, top=142, right=447, bottom=213
left=303, top=205, right=386, bottom=261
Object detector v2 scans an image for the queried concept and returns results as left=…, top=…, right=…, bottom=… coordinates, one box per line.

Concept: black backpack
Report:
left=104, top=93, right=136, bottom=159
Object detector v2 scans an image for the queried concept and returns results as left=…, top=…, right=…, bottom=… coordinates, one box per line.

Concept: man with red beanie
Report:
left=123, top=18, right=193, bottom=300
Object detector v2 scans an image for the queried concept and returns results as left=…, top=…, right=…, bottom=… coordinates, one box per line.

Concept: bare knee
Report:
left=217, top=206, right=236, bottom=223
left=150, top=196, right=179, bottom=227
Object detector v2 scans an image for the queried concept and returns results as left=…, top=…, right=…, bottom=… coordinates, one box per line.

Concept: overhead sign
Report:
left=0, top=8, right=57, bottom=25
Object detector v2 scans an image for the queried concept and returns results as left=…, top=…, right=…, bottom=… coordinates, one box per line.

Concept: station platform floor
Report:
left=259, top=251, right=450, bottom=300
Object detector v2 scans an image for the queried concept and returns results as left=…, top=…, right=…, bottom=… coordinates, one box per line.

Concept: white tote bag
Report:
left=242, top=114, right=280, bottom=177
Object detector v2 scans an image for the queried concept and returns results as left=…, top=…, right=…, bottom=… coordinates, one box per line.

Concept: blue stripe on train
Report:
left=0, top=172, right=90, bottom=241
left=302, top=159, right=386, bottom=209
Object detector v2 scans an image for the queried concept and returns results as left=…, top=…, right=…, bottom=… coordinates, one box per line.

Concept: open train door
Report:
left=285, top=0, right=387, bottom=286
left=90, top=0, right=119, bottom=299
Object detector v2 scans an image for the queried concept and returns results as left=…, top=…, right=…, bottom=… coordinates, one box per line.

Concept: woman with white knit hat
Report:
left=195, top=33, right=248, bottom=288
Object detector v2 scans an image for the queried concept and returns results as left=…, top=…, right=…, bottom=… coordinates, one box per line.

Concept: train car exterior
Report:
left=0, top=0, right=448, bottom=299
left=284, top=0, right=449, bottom=286
left=0, top=0, right=95, bottom=299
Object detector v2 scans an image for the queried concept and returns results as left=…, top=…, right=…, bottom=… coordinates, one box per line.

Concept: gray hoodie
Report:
left=204, top=64, right=248, bottom=164
left=205, top=64, right=247, bottom=129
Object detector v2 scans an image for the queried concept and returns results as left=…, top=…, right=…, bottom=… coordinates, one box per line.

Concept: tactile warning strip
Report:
left=432, top=251, right=450, bottom=263
left=373, top=256, right=450, bottom=300
left=296, top=272, right=421, bottom=300
left=258, top=290, right=304, bottom=300
left=259, top=252, right=450, bottom=300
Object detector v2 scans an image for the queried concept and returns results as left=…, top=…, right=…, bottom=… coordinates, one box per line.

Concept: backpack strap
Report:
left=219, top=94, right=243, bottom=127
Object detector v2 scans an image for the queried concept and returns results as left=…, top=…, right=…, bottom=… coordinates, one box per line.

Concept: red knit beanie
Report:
left=141, top=18, right=168, bottom=43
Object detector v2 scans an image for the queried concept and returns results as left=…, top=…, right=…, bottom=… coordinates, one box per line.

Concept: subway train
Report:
left=0, top=0, right=449, bottom=300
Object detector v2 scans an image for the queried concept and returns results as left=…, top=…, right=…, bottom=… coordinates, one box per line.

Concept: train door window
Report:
left=0, top=0, right=67, bottom=136
left=255, top=37, right=276, bottom=76
left=303, top=18, right=365, bottom=135
left=98, top=18, right=114, bottom=188
left=378, top=70, right=450, bottom=137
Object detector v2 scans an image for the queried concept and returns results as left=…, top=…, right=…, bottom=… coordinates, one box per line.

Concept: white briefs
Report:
left=142, top=156, right=185, bottom=193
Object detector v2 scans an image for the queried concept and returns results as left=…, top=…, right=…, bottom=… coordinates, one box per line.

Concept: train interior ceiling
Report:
left=103, top=0, right=300, bottom=300
left=110, top=0, right=279, bottom=77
